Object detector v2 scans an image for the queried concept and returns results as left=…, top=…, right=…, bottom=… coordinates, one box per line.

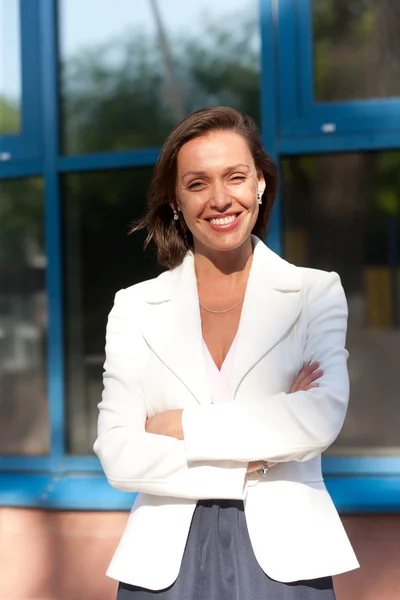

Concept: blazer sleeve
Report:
left=93, top=289, right=248, bottom=499
left=181, top=271, right=350, bottom=463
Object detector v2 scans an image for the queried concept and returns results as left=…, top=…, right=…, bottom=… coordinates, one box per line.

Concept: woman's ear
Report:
left=257, top=170, right=266, bottom=194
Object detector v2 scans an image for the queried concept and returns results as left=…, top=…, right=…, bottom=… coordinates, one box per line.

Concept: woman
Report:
left=94, top=107, right=359, bottom=599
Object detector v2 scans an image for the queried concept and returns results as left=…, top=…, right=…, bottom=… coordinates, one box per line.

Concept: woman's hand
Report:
left=289, top=361, right=323, bottom=393
left=146, top=412, right=273, bottom=475
left=247, top=460, right=268, bottom=474
left=246, top=460, right=279, bottom=473
left=145, top=409, right=184, bottom=440
left=247, top=361, right=323, bottom=474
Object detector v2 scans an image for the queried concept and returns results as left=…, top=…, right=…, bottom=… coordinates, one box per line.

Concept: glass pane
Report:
left=281, top=152, right=400, bottom=456
left=0, top=179, right=48, bottom=454
left=62, top=168, right=161, bottom=454
left=0, top=0, right=21, bottom=134
left=59, top=0, right=260, bottom=155
left=313, top=0, right=400, bottom=102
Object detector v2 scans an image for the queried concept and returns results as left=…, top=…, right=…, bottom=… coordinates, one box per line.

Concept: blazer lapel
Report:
left=141, top=253, right=211, bottom=406
left=232, top=238, right=303, bottom=397
left=141, top=238, right=302, bottom=405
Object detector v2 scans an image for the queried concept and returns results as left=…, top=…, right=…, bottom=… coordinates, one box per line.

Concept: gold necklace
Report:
left=199, top=297, right=244, bottom=314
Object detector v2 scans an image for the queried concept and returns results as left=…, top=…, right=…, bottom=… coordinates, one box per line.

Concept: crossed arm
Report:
left=145, top=361, right=324, bottom=473
left=94, top=271, right=349, bottom=498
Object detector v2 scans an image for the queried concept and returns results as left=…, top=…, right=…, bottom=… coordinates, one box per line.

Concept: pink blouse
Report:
left=203, top=336, right=237, bottom=404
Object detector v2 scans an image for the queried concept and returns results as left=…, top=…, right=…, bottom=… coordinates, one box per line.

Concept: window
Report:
left=313, top=0, right=400, bottom=102
left=62, top=168, right=160, bottom=454
left=281, top=151, right=400, bottom=456
left=0, top=178, right=48, bottom=454
left=277, top=0, right=400, bottom=138
left=58, top=0, right=261, bottom=154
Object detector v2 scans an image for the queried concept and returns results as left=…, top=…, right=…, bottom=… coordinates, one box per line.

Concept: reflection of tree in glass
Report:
left=62, top=169, right=160, bottom=354
left=281, top=149, right=400, bottom=298
left=63, top=169, right=161, bottom=453
left=281, top=1, right=400, bottom=286
left=0, top=179, right=48, bottom=455
left=0, top=96, right=19, bottom=134
left=60, top=12, right=260, bottom=154
left=313, top=0, right=400, bottom=101
left=375, top=153, right=400, bottom=216
left=0, top=179, right=44, bottom=266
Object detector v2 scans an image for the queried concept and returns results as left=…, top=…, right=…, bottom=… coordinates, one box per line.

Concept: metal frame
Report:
left=58, top=149, right=161, bottom=173
left=261, top=0, right=281, bottom=256
left=0, top=0, right=400, bottom=512
left=1, top=471, right=400, bottom=513
left=40, top=0, right=66, bottom=472
left=277, top=0, right=400, bottom=139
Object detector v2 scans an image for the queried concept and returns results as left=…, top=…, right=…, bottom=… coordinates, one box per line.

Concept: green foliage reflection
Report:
left=0, top=97, right=20, bottom=134
left=60, top=12, right=260, bottom=154
left=313, top=0, right=400, bottom=101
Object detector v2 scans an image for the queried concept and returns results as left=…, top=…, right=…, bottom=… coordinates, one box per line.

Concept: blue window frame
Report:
left=0, top=0, right=42, bottom=173
left=1, top=0, right=400, bottom=513
left=277, top=0, right=400, bottom=143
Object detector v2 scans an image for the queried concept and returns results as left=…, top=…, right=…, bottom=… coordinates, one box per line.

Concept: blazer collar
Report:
left=142, top=250, right=211, bottom=405
left=230, top=237, right=302, bottom=396
left=142, top=236, right=302, bottom=404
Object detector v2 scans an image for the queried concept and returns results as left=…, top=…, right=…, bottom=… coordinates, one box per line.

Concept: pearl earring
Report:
left=257, top=189, right=263, bottom=204
left=173, top=210, right=179, bottom=221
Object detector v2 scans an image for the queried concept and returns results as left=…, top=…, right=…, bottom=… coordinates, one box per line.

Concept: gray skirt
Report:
left=117, top=499, right=336, bottom=600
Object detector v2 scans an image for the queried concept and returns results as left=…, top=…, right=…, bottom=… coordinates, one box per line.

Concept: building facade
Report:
left=1, top=1, right=400, bottom=598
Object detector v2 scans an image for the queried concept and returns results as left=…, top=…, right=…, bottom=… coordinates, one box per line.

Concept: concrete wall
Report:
left=0, top=509, right=398, bottom=599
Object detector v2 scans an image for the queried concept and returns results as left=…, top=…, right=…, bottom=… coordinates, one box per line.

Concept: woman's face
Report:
left=175, top=130, right=265, bottom=255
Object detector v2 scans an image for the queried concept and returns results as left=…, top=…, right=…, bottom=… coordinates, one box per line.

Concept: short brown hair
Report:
left=132, top=106, right=278, bottom=269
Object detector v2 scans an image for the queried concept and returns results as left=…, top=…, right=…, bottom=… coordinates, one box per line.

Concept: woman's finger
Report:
left=298, top=368, right=324, bottom=389
left=296, top=361, right=320, bottom=387
left=247, top=461, right=278, bottom=474
left=291, top=361, right=319, bottom=390
left=295, top=381, right=322, bottom=393
left=303, top=383, right=320, bottom=391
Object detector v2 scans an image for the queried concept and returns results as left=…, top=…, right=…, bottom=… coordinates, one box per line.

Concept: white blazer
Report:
left=94, top=236, right=359, bottom=590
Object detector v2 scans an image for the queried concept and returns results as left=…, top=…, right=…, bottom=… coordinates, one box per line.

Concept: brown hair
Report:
left=132, top=106, right=278, bottom=269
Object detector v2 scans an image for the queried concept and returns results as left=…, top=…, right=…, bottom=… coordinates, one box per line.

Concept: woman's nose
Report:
left=209, top=183, right=232, bottom=211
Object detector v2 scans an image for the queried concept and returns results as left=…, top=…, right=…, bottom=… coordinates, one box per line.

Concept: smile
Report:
left=209, top=215, right=237, bottom=226
left=205, top=212, right=243, bottom=232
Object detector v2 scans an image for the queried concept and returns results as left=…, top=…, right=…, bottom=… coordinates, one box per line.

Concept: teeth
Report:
left=209, top=215, right=237, bottom=226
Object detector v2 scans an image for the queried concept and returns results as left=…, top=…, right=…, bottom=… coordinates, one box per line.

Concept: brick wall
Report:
left=0, top=509, right=399, bottom=600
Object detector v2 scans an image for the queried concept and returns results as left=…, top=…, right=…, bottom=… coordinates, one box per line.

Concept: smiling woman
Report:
left=131, top=107, right=277, bottom=269
left=95, top=106, right=358, bottom=598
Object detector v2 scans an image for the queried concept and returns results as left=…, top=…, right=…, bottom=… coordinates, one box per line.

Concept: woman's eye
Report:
left=230, top=175, right=246, bottom=183
left=188, top=181, right=203, bottom=190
